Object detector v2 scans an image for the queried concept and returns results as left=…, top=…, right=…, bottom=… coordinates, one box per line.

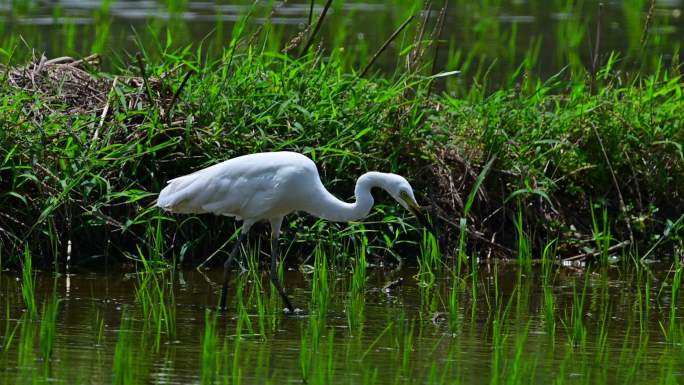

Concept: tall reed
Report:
left=39, top=289, right=59, bottom=361
left=200, top=310, right=219, bottom=385
left=112, top=310, right=135, bottom=385
left=20, top=246, right=37, bottom=318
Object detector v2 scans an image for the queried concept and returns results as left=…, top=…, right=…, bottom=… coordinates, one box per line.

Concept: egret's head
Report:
left=383, top=174, right=434, bottom=234
left=384, top=174, right=417, bottom=210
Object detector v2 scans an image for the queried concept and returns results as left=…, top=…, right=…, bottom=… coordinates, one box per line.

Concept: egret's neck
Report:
left=308, top=172, right=388, bottom=222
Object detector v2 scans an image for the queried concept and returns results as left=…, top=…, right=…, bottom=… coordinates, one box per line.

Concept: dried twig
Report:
left=30, top=54, right=46, bottom=89
left=94, top=76, right=118, bottom=142
left=436, top=213, right=515, bottom=255
left=308, top=0, right=315, bottom=26
left=8, top=54, right=110, bottom=118
left=71, top=54, right=100, bottom=69
left=135, top=52, right=155, bottom=107
left=426, top=0, right=448, bottom=98
left=590, top=2, right=602, bottom=95
left=563, top=240, right=631, bottom=262
left=640, top=0, right=656, bottom=48
left=299, top=0, right=334, bottom=57
left=165, top=69, right=193, bottom=125
left=360, top=15, right=414, bottom=77
left=589, top=121, right=635, bottom=246
left=408, top=0, right=432, bottom=72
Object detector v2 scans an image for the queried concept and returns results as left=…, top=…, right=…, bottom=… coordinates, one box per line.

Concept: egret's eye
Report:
left=399, top=190, right=410, bottom=200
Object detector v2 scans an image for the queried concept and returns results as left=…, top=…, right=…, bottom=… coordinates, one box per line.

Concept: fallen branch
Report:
left=94, top=75, right=119, bottom=143
left=562, top=240, right=631, bottom=262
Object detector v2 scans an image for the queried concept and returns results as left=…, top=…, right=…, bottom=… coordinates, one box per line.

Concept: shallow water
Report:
left=1, top=260, right=682, bottom=384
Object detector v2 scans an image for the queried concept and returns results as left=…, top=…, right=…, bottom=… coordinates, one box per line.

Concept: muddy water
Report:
left=0, top=262, right=682, bottom=384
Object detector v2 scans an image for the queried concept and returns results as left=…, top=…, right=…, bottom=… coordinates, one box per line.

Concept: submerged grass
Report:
left=311, top=244, right=331, bottom=315
left=347, top=233, right=367, bottom=332
left=38, top=289, right=59, bottom=362
left=200, top=310, right=219, bottom=385
left=134, top=260, right=176, bottom=351
left=660, top=262, right=682, bottom=343
left=112, top=309, right=135, bottom=385
left=20, top=247, right=36, bottom=319
left=1, top=252, right=684, bottom=384
left=541, top=240, right=557, bottom=338
left=16, top=314, right=36, bottom=384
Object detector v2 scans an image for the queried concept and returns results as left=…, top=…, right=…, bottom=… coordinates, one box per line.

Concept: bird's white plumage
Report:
left=156, top=151, right=424, bottom=311
left=157, top=151, right=420, bottom=225
left=157, top=152, right=319, bottom=220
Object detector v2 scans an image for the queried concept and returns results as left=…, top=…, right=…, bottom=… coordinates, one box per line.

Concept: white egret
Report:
left=156, top=151, right=431, bottom=312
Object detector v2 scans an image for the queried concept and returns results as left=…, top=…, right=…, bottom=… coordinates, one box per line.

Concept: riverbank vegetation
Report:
left=0, top=1, right=682, bottom=269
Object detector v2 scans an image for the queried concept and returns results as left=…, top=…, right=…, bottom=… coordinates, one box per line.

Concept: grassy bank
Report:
left=0, top=24, right=682, bottom=268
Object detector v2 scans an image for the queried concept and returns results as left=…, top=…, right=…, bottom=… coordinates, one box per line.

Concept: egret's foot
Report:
left=283, top=307, right=307, bottom=316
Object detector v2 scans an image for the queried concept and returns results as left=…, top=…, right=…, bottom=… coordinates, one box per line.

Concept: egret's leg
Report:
left=269, top=217, right=295, bottom=312
left=219, top=225, right=251, bottom=311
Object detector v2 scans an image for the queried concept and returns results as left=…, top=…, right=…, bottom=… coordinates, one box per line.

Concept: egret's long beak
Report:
left=400, top=192, right=435, bottom=235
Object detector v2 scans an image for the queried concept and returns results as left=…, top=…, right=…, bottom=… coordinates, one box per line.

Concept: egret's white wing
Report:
left=156, top=151, right=319, bottom=219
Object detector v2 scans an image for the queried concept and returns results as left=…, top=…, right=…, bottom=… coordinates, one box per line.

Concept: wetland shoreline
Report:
left=0, top=48, right=681, bottom=267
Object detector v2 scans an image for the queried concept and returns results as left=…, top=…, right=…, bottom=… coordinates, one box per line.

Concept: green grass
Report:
left=20, top=247, right=36, bottom=319
left=0, top=251, right=683, bottom=385
left=346, top=233, right=367, bottom=331
left=0, top=1, right=683, bottom=383
left=514, top=207, right=532, bottom=270
left=311, top=244, right=331, bottom=315
left=590, top=202, right=613, bottom=264
left=112, top=309, right=135, bottom=385
left=38, top=288, right=59, bottom=361
left=0, top=2, right=681, bottom=267
left=564, top=276, right=589, bottom=347
left=660, top=262, right=682, bottom=343
left=541, top=240, right=557, bottom=338
left=16, top=314, right=36, bottom=384
left=200, top=310, right=219, bottom=385
left=133, top=263, right=176, bottom=351
left=417, top=228, right=441, bottom=286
